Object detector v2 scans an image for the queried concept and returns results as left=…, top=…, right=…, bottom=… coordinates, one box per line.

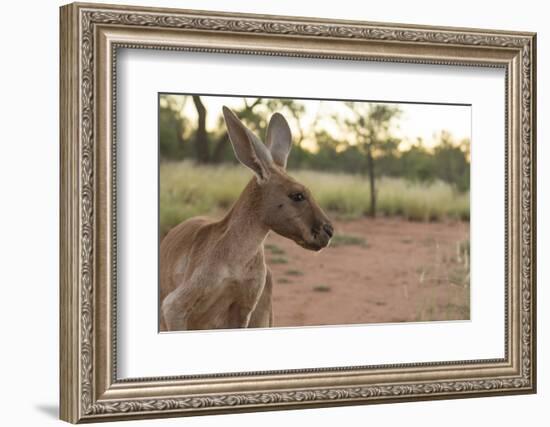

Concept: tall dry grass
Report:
left=160, top=161, right=469, bottom=235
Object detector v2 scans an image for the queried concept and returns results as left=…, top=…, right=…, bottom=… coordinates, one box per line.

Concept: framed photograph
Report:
left=59, top=2, right=537, bottom=423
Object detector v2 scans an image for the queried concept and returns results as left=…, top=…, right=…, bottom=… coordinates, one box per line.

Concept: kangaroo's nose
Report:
left=322, top=223, right=334, bottom=238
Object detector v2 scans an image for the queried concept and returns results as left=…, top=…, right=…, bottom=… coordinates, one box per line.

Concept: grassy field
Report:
left=160, top=161, right=470, bottom=236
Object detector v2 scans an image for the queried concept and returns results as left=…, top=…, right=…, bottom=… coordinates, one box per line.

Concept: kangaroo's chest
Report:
left=193, top=252, right=265, bottom=305
left=220, top=255, right=267, bottom=301
left=188, top=265, right=267, bottom=329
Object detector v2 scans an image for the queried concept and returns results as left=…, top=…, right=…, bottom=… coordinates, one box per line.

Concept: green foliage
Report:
left=270, top=257, right=289, bottom=264
left=159, top=95, right=190, bottom=160
left=342, top=102, right=402, bottom=151
left=159, top=95, right=470, bottom=194
left=432, top=132, right=470, bottom=192
left=285, top=269, right=304, bottom=276
left=377, top=136, right=470, bottom=192
left=265, top=244, right=285, bottom=255
left=330, top=234, right=368, bottom=248
left=312, top=285, right=332, bottom=293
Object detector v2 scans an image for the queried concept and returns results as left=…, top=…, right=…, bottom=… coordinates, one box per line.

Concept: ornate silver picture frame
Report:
left=60, top=2, right=536, bottom=423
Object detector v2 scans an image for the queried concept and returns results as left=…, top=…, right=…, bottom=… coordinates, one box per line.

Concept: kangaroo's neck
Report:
left=219, top=179, right=269, bottom=262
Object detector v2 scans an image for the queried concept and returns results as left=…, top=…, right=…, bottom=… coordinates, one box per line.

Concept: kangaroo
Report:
left=160, top=106, right=333, bottom=331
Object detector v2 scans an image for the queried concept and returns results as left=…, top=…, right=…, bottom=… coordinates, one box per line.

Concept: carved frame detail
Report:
left=60, top=2, right=536, bottom=423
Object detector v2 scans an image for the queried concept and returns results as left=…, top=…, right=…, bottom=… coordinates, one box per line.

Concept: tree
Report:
left=432, top=131, right=470, bottom=192
left=342, top=103, right=401, bottom=217
left=209, top=98, right=307, bottom=164
left=191, top=96, right=210, bottom=163
left=208, top=98, right=265, bottom=164
left=192, top=95, right=270, bottom=163
left=159, top=95, right=189, bottom=160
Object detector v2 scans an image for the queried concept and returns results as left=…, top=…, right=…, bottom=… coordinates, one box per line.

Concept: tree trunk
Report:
left=176, top=119, right=185, bottom=156
left=192, top=95, right=209, bottom=163
left=211, top=132, right=229, bottom=163
left=366, top=144, right=376, bottom=217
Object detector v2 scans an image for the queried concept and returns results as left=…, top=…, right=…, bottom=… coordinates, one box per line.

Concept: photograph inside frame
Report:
left=158, top=93, right=471, bottom=332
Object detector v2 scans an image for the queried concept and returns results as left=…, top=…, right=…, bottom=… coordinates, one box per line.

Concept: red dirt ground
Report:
left=266, top=217, right=470, bottom=327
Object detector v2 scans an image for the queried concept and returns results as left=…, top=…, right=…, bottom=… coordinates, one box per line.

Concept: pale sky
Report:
left=162, top=94, right=471, bottom=151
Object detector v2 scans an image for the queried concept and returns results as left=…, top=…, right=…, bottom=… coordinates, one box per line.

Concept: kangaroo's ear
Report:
left=266, top=112, right=292, bottom=169
left=222, top=106, right=273, bottom=183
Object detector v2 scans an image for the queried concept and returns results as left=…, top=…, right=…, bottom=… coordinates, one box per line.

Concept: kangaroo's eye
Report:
left=289, top=192, right=306, bottom=202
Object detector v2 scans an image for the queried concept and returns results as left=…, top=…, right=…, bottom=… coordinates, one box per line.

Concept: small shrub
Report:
left=265, top=244, right=285, bottom=255
left=285, top=269, right=304, bottom=276
left=330, top=234, right=368, bottom=248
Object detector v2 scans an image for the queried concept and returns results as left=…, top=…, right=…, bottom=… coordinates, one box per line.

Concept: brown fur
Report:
left=159, top=108, right=333, bottom=331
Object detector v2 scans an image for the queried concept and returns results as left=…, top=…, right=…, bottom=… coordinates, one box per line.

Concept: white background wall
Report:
left=0, top=0, right=546, bottom=425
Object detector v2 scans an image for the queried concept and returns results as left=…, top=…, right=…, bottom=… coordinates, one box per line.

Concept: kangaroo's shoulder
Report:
left=165, top=215, right=211, bottom=237
left=160, top=216, right=213, bottom=254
